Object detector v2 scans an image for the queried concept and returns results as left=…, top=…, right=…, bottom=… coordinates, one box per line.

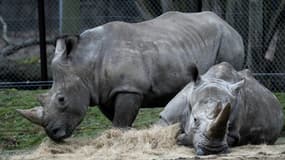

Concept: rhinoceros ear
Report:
left=189, top=64, right=200, bottom=83
left=65, top=36, right=79, bottom=56
left=55, top=38, right=66, bottom=57
left=55, top=35, right=79, bottom=58
left=229, top=79, right=245, bottom=95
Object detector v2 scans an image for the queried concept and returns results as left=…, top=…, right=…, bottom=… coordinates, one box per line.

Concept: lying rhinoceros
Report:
left=158, top=62, right=284, bottom=155
left=17, top=11, right=244, bottom=141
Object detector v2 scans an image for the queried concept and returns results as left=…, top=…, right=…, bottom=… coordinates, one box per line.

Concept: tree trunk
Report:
left=247, top=0, right=263, bottom=72
left=61, top=0, right=80, bottom=34
left=134, top=0, right=154, bottom=20
left=264, top=0, right=285, bottom=57
left=160, top=0, right=174, bottom=13
left=225, top=0, right=248, bottom=65
left=172, top=0, right=202, bottom=12
left=202, top=0, right=225, bottom=18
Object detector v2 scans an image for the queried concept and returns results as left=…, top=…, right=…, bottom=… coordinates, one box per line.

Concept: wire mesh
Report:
left=0, top=0, right=284, bottom=91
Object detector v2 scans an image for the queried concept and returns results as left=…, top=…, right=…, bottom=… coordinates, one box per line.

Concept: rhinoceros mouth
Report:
left=44, top=122, right=74, bottom=142
left=45, top=128, right=73, bottom=142
left=197, top=143, right=228, bottom=155
left=194, top=131, right=229, bottom=155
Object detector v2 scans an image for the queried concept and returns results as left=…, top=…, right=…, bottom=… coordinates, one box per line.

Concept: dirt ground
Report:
left=4, top=124, right=285, bottom=160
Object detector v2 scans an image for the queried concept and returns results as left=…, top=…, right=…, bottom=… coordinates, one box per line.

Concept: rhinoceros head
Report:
left=17, top=36, right=90, bottom=142
left=183, top=66, right=244, bottom=155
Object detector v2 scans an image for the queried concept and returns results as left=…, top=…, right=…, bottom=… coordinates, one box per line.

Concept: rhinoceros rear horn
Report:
left=37, top=93, right=48, bottom=106
left=16, top=106, right=44, bottom=126
left=208, top=103, right=231, bottom=139
left=211, top=102, right=222, bottom=118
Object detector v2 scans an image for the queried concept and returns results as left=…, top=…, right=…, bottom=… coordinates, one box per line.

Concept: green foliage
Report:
left=0, top=89, right=284, bottom=151
left=274, top=93, right=285, bottom=130
left=0, top=89, right=46, bottom=150
left=16, top=56, right=40, bottom=65
left=0, top=89, right=162, bottom=150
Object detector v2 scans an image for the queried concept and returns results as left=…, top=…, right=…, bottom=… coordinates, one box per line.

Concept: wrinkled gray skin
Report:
left=17, top=11, right=244, bottom=142
left=158, top=62, right=284, bottom=155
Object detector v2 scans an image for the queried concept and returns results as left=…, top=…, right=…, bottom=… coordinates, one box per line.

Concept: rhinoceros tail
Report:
left=188, top=64, right=200, bottom=83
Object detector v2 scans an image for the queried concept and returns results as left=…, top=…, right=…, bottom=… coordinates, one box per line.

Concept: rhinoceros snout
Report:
left=196, top=144, right=228, bottom=155
left=45, top=126, right=71, bottom=142
left=196, top=147, right=206, bottom=155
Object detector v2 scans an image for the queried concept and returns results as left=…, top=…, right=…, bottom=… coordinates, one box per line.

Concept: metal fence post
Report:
left=38, top=0, right=48, bottom=83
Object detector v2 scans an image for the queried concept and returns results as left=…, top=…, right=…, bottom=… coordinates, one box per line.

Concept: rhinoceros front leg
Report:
left=227, top=123, right=241, bottom=146
left=112, top=93, right=142, bottom=127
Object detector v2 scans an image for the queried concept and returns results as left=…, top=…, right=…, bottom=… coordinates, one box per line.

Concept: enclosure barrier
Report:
left=0, top=0, right=284, bottom=91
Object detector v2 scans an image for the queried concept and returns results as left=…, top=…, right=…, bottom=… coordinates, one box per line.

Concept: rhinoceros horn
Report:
left=208, top=103, right=231, bottom=139
left=37, top=93, right=48, bottom=106
left=16, top=106, right=44, bottom=125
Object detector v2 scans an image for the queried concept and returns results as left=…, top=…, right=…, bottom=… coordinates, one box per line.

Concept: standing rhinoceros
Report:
left=17, top=11, right=244, bottom=141
left=158, top=62, right=284, bottom=155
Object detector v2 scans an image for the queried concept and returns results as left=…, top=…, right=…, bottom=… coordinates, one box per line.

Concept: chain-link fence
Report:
left=0, top=0, right=284, bottom=91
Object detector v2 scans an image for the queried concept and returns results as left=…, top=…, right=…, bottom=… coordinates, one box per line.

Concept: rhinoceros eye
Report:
left=193, top=117, right=200, bottom=127
left=58, top=95, right=65, bottom=105
left=57, top=95, right=68, bottom=111
left=194, top=118, right=198, bottom=123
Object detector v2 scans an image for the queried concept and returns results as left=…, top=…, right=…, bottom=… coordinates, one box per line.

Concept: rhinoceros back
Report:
left=237, top=69, right=283, bottom=144
left=86, top=12, right=245, bottom=106
left=159, top=62, right=283, bottom=146
left=204, top=63, right=283, bottom=145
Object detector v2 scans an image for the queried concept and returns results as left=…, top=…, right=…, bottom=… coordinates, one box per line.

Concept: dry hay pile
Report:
left=11, top=124, right=191, bottom=160
left=9, top=124, right=285, bottom=160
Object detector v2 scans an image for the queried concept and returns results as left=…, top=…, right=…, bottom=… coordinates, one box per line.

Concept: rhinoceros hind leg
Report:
left=227, top=131, right=240, bottom=146
left=112, top=93, right=142, bottom=127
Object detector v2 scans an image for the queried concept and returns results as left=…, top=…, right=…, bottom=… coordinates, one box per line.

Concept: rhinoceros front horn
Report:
left=16, top=106, right=44, bottom=126
left=208, top=103, right=231, bottom=139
